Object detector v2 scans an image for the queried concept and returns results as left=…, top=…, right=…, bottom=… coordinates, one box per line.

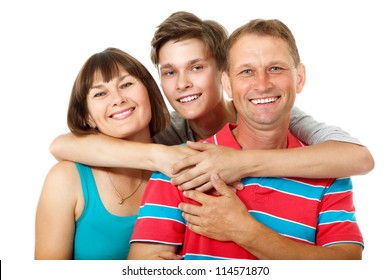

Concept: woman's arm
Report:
left=35, top=161, right=79, bottom=259
left=50, top=132, right=197, bottom=177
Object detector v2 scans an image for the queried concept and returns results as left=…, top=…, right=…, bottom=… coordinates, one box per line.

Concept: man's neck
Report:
left=232, top=119, right=290, bottom=150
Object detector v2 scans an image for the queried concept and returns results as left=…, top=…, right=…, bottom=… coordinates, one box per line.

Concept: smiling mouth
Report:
left=250, top=96, right=280, bottom=104
left=110, top=108, right=134, bottom=119
left=178, top=94, right=201, bottom=103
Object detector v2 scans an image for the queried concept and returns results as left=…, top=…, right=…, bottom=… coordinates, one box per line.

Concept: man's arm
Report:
left=179, top=174, right=362, bottom=260
left=50, top=132, right=197, bottom=177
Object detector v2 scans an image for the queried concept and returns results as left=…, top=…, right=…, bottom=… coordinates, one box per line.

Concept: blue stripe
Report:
left=249, top=211, right=316, bottom=243
left=324, top=178, right=352, bottom=195
left=138, top=203, right=185, bottom=224
left=184, top=254, right=231, bottom=260
left=242, top=177, right=325, bottom=201
left=150, top=171, right=170, bottom=181
left=318, top=210, right=356, bottom=224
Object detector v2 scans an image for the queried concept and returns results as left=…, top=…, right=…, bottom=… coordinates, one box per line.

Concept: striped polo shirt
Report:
left=131, top=123, right=363, bottom=259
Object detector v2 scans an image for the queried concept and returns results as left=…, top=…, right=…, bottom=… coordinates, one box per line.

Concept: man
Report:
left=128, top=18, right=363, bottom=260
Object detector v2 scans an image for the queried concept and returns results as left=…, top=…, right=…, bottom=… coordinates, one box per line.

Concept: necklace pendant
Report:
left=118, top=198, right=124, bottom=205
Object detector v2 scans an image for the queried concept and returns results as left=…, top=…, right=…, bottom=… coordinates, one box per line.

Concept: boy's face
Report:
left=158, top=38, right=223, bottom=120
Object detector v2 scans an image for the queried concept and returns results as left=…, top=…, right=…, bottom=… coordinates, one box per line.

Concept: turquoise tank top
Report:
left=73, top=163, right=137, bottom=260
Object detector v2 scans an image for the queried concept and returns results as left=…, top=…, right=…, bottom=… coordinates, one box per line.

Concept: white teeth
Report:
left=179, top=94, right=200, bottom=103
left=251, top=97, right=278, bottom=104
left=112, top=109, right=131, bottom=118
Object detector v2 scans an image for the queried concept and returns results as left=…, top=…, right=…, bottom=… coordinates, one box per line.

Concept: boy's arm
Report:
left=171, top=107, right=374, bottom=191
left=171, top=140, right=374, bottom=191
left=289, top=106, right=362, bottom=145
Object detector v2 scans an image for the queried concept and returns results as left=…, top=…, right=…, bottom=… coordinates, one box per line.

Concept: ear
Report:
left=296, top=63, right=306, bottom=94
left=222, top=72, right=233, bottom=99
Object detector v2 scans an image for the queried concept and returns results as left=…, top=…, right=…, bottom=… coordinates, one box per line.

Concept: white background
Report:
left=1, top=0, right=388, bottom=279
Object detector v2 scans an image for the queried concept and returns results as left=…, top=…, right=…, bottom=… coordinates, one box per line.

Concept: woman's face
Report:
left=86, top=66, right=152, bottom=141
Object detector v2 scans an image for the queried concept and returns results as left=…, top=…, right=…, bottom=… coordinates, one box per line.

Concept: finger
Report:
left=194, top=181, right=214, bottom=193
left=178, top=201, right=202, bottom=216
left=186, top=141, right=211, bottom=152
left=171, top=154, right=205, bottom=175
left=182, top=190, right=210, bottom=204
left=231, top=181, right=244, bottom=191
left=186, top=222, right=203, bottom=236
left=181, top=211, right=202, bottom=226
left=171, top=168, right=205, bottom=187
left=177, top=174, right=210, bottom=191
left=210, top=174, right=235, bottom=197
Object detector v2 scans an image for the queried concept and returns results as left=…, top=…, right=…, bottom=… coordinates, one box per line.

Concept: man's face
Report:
left=158, top=38, right=223, bottom=120
left=223, top=34, right=305, bottom=130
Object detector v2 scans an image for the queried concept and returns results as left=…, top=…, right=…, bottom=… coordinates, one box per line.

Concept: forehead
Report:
left=229, top=34, right=292, bottom=65
left=159, top=38, right=210, bottom=64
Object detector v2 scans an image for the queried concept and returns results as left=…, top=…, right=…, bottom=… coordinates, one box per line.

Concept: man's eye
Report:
left=270, top=66, right=282, bottom=72
left=242, top=69, right=252, bottom=75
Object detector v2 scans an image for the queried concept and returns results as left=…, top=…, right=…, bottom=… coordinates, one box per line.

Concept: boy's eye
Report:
left=162, top=70, right=175, bottom=76
left=192, top=65, right=203, bottom=71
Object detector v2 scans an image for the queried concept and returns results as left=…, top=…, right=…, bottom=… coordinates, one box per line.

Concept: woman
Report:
left=35, top=48, right=182, bottom=260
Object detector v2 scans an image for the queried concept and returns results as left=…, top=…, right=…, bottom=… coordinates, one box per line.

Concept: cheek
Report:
left=160, top=79, right=176, bottom=99
left=142, top=96, right=153, bottom=120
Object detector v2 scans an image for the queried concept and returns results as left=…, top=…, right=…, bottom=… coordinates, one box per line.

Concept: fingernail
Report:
left=211, top=174, right=219, bottom=180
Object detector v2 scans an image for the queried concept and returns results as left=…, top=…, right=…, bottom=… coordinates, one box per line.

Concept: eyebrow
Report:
left=160, top=58, right=208, bottom=70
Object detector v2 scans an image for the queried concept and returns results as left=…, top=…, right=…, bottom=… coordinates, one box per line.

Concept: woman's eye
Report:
left=93, top=92, right=106, bottom=98
left=120, top=82, right=133, bottom=89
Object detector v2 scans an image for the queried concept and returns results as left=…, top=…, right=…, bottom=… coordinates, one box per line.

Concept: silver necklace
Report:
left=105, top=168, right=144, bottom=205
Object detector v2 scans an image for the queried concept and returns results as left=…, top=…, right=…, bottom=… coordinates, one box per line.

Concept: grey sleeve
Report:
left=289, top=106, right=362, bottom=146
left=152, top=111, right=195, bottom=145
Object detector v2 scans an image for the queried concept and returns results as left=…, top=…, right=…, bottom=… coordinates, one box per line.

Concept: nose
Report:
left=111, top=89, right=126, bottom=106
left=253, top=71, right=273, bottom=92
left=176, top=73, right=193, bottom=92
